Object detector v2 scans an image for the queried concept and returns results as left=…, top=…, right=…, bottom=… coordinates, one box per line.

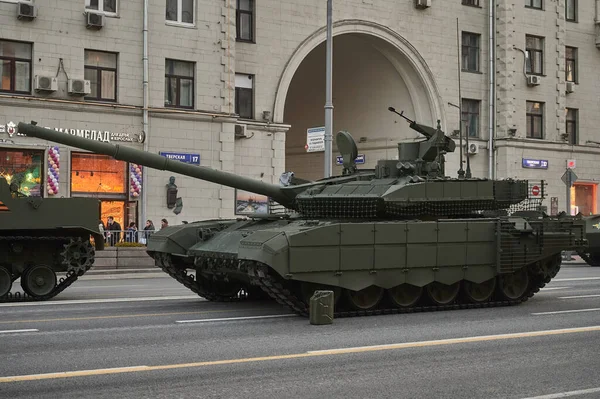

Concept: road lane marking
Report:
left=532, top=308, right=600, bottom=315
left=559, top=294, right=600, bottom=299
left=176, top=314, right=298, bottom=323
left=521, top=387, right=600, bottom=398
left=0, top=295, right=200, bottom=308
left=553, top=277, right=600, bottom=282
left=1, top=325, right=599, bottom=383
left=539, top=287, right=570, bottom=291
left=0, top=309, right=265, bottom=325
left=0, top=329, right=38, bottom=334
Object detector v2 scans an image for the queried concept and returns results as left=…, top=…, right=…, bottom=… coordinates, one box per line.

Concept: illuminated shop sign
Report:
left=0, top=121, right=139, bottom=143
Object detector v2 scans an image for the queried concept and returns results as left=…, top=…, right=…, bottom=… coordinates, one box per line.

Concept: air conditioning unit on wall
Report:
left=86, top=12, right=104, bottom=29
left=467, top=142, right=479, bottom=154
left=566, top=81, right=575, bottom=93
left=34, top=75, right=58, bottom=92
left=234, top=124, right=249, bottom=139
left=68, top=79, right=91, bottom=95
left=17, top=2, right=37, bottom=20
left=526, top=75, right=541, bottom=86
left=415, top=0, right=432, bottom=9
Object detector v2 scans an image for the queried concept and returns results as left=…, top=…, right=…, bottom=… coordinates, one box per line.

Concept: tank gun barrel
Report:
left=16, top=122, right=296, bottom=209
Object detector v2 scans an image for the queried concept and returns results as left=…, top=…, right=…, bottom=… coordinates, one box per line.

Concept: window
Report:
left=525, top=0, right=542, bottom=9
left=461, top=32, right=480, bottom=72
left=235, top=73, right=253, bottom=119
left=525, top=35, right=544, bottom=75
left=462, top=0, right=480, bottom=5
left=461, top=99, right=480, bottom=138
left=566, top=108, right=578, bottom=145
left=526, top=101, right=544, bottom=139
left=236, top=0, right=254, bottom=42
left=0, top=149, right=43, bottom=197
left=566, top=0, right=577, bottom=22
left=566, top=46, right=577, bottom=83
left=164, top=59, right=194, bottom=108
left=85, top=0, right=117, bottom=14
left=0, top=40, right=32, bottom=95
left=166, top=0, right=194, bottom=25
left=84, top=50, right=117, bottom=102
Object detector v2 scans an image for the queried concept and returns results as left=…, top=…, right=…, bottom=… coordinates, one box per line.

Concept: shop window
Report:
left=525, top=35, right=544, bottom=75
left=70, top=152, right=127, bottom=195
left=525, top=0, right=542, bottom=10
left=570, top=183, right=597, bottom=215
left=526, top=101, right=544, bottom=139
left=461, top=99, right=480, bottom=138
left=461, top=32, right=480, bottom=72
left=235, top=73, right=253, bottom=119
left=236, top=0, right=254, bottom=42
left=0, top=39, right=32, bottom=95
left=166, top=0, right=194, bottom=25
left=0, top=149, right=43, bottom=197
left=566, top=0, right=577, bottom=22
left=164, top=59, right=194, bottom=109
left=84, top=49, right=118, bottom=102
left=565, top=46, right=577, bottom=83
left=85, top=0, right=118, bottom=15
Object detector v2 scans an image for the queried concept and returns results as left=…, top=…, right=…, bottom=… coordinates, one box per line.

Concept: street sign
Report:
left=561, top=168, right=578, bottom=186
left=335, top=154, right=365, bottom=165
left=522, top=158, right=548, bottom=169
left=306, top=127, right=325, bottom=152
left=531, top=185, right=540, bottom=196
left=159, top=151, right=200, bottom=165
left=567, top=159, right=576, bottom=169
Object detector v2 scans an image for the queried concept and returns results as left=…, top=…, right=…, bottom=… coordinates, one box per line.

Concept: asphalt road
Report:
left=1, top=263, right=599, bottom=399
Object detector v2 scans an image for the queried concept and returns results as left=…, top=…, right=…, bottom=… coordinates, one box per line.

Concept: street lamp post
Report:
left=323, top=0, right=333, bottom=178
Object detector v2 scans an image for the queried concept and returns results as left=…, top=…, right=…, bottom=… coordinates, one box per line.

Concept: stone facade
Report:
left=1, top=0, right=599, bottom=223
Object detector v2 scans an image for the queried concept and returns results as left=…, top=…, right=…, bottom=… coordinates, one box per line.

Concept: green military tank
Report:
left=15, top=114, right=586, bottom=316
left=0, top=174, right=105, bottom=302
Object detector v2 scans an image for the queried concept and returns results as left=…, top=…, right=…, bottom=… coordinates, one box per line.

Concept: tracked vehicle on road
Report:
left=16, top=114, right=586, bottom=317
left=0, top=175, right=104, bottom=302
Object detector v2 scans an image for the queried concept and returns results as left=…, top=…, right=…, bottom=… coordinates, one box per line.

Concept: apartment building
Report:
left=0, top=0, right=598, bottom=229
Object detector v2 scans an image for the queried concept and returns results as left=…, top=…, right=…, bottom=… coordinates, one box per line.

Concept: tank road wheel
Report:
left=497, top=267, right=529, bottom=301
left=21, top=265, right=57, bottom=298
left=386, top=284, right=423, bottom=308
left=345, top=286, right=385, bottom=311
left=463, top=278, right=496, bottom=303
left=426, top=281, right=461, bottom=306
left=0, top=266, right=12, bottom=297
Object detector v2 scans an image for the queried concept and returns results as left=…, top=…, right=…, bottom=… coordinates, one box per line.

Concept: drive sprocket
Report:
left=61, top=238, right=95, bottom=275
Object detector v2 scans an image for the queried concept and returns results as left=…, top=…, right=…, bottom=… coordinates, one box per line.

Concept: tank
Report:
left=575, top=215, right=600, bottom=266
left=15, top=115, right=587, bottom=317
left=0, top=174, right=105, bottom=302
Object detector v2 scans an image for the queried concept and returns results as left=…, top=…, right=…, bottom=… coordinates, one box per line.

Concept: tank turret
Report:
left=17, top=113, right=530, bottom=220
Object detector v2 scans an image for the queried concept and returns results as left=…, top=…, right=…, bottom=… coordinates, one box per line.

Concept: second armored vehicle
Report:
left=16, top=115, right=586, bottom=316
left=0, top=175, right=104, bottom=302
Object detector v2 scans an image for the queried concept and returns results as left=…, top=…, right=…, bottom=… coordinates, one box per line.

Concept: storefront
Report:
left=570, top=182, right=597, bottom=216
left=70, top=152, right=139, bottom=229
left=0, top=148, right=44, bottom=197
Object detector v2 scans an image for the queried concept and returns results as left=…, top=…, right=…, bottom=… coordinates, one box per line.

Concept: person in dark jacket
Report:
left=142, top=220, right=155, bottom=246
left=106, top=216, right=122, bottom=246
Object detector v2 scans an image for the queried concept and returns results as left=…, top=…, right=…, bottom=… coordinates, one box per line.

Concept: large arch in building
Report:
left=273, top=20, right=447, bottom=181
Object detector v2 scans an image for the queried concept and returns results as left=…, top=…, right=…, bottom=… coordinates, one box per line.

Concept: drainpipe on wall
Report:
left=141, top=0, right=149, bottom=226
left=488, top=0, right=495, bottom=179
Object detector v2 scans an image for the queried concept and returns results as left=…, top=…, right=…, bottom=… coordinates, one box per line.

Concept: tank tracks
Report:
left=151, top=250, right=560, bottom=318
left=0, top=235, right=95, bottom=303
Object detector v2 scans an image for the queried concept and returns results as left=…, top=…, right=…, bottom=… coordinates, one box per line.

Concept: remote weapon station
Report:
left=14, top=113, right=586, bottom=316
left=0, top=174, right=104, bottom=302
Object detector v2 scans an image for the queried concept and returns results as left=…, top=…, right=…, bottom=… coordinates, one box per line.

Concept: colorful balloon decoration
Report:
left=47, top=146, right=60, bottom=195
left=130, top=163, right=142, bottom=198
